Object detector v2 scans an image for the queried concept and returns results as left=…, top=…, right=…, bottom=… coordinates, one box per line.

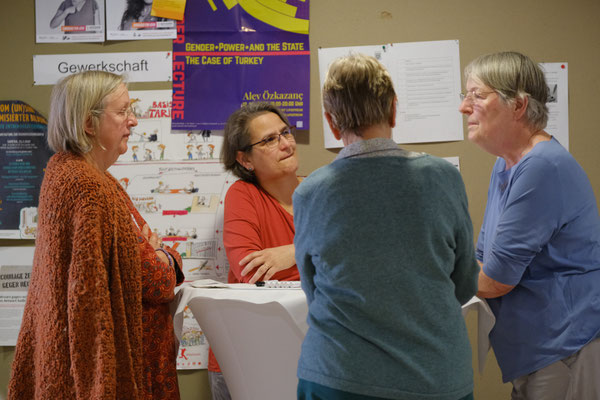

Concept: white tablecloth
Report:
left=173, top=284, right=495, bottom=400
left=461, top=295, right=496, bottom=373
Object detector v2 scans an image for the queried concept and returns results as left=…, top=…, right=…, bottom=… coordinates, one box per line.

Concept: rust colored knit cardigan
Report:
left=9, top=152, right=145, bottom=399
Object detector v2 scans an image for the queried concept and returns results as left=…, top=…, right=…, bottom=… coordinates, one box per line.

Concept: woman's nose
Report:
left=279, top=134, right=292, bottom=148
left=458, top=99, right=472, bottom=114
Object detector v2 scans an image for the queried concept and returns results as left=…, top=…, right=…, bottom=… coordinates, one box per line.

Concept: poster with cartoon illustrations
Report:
left=109, top=161, right=236, bottom=370
left=108, top=89, right=237, bottom=369
left=110, top=161, right=234, bottom=280
left=119, top=90, right=221, bottom=163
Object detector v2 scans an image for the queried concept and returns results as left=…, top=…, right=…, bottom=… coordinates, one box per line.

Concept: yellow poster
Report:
left=152, top=0, right=187, bottom=21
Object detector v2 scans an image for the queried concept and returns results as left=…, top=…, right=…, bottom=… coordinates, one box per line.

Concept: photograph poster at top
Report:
left=106, top=0, right=177, bottom=40
left=35, top=0, right=104, bottom=43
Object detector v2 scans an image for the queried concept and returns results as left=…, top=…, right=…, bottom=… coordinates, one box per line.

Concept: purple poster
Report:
left=172, top=0, right=310, bottom=130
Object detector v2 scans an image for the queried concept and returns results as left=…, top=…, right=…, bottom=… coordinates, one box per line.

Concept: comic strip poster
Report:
left=171, top=0, right=310, bottom=130
left=108, top=90, right=238, bottom=369
left=0, top=101, right=53, bottom=239
left=106, top=0, right=177, bottom=40
left=110, top=90, right=233, bottom=282
left=35, top=0, right=104, bottom=43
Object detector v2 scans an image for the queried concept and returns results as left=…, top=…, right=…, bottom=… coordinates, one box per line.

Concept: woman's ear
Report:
left=513, top=94, right=529, bottom=122
left=389, top=97, right=397, bottom=128
left=325, top=112, right=342, bottom=140
left=235, top=151, right=253, bottom=171
left=84, top=114, right=95, bottom=137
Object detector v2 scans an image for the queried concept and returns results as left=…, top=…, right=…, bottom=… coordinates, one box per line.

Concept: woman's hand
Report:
left=240, top=244, right=296, bottom=284
left=142, top=224, right=169, bottom=265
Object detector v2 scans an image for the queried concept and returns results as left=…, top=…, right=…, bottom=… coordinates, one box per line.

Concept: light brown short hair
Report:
left=47, top=71, right=124, bottom=154
left=464, top=51, right=548, bottom=131
left=322, top=53, right=396, bottom=136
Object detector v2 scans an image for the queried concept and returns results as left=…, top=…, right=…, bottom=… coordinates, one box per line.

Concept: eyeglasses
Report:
left=106, top=104, right=135, bottom=119
left=459, top=89, right=495, bottom=103
left=245, top=126, right=296, bottom=150
left=93, top=104, right=135, bottom=119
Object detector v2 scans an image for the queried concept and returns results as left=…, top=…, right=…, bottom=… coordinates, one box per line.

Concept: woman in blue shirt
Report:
left=459, top=51, right=600, bottom=400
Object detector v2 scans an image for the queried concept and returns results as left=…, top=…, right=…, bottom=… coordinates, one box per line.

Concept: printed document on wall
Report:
left=541, top=63, right=569, bottom=150
left=0, top=246, right=34, bottom=346
left=319, top=40, right=463, bottom=149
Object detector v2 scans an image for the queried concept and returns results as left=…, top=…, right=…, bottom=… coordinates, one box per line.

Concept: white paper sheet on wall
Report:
left=541, top=63, right=569, bottom=150
left=318, top=40, right=464, bottom=149
left=0, top=246, right=34, bottom=346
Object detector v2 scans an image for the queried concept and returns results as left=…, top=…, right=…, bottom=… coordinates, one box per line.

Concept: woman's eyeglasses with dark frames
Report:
left=245, top=126, right=296, bottom=150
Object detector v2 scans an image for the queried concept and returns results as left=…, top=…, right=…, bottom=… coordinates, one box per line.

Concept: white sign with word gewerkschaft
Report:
left=33, top=51, right=172, bottom=85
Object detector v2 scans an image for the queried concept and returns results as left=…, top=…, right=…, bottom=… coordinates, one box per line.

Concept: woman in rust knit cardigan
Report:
left=8, top=71, right=184, bottom=399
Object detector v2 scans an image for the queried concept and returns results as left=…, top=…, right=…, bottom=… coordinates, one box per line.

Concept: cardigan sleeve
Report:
left=66, top=182, right=119, bottom=398
left=139, top=241, right=181, bottom=304
left=128, top=194, right=183, bottom=304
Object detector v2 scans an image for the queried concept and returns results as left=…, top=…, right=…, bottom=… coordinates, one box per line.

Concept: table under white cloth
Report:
left=173, top=284, right=495, bottom=400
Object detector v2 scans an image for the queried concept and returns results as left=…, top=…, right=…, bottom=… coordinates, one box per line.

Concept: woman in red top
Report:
left=205, top=102, right=301, bottom=399
left=223, top=102, right=300, bottom=284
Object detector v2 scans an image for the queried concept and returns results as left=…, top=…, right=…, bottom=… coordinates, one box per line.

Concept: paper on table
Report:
left=190, top=279, right=229, bottom=288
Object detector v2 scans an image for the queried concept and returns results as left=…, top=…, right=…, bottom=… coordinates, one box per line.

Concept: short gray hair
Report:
left=221, top=102, right=291, bottom=184
left=47, top=71, right=125, bottom=154
left=322, top=53, right=396, bottom=136
left=464, top=51, right=548, bottom=131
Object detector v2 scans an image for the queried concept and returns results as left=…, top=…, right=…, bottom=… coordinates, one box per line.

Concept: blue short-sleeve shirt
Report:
left=479, top=137, right=600, bottom=382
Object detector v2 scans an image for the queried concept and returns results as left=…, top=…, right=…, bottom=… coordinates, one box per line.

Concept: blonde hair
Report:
left=47, top=71, right=125, bottom=154
left=464, top=51, right=548, bottom=131
left=322, top=53, right=396, bottom=136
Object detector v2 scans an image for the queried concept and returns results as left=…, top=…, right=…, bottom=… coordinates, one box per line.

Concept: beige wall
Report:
left=2, top=0, right=599, bottom=398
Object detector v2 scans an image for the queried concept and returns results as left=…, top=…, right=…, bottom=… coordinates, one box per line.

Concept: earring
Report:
left=247, top=167, right=254, bottom=172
